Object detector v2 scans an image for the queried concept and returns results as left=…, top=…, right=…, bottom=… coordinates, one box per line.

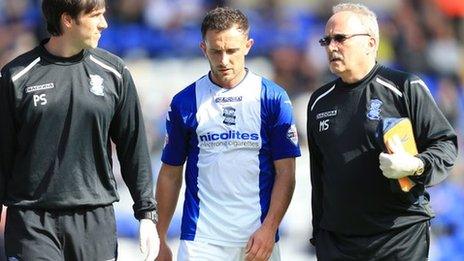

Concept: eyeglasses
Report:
left=319, top=33, right=370, bottom=46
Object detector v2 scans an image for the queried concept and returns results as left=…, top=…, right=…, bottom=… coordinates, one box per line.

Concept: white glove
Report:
left=379, top=135, right=424, bottom=179
left=139, top=219, right=160, bottom=261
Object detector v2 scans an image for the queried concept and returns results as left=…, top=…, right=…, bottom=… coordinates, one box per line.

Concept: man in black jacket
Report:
left=0, top=0, right=159, bottom=260
left=307, top=3, right=458, bottom=260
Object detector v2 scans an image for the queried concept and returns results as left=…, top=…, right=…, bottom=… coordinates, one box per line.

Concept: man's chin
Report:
left=215, top=72, right=232, bottom=81
left=85, top=40, right=100, bottom=49
left=329, top=65, right=344, bottom=75
left=218, top=76, right=232, bottom=84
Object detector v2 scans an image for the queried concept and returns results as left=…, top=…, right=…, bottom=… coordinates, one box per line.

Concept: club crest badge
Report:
left=367, top=99, right=382, bottom=120
left=287, top=124, right=299, bottom=145
left=222, top=106, right=236, bottom=126
left=89, top=74, right=105, bottom=96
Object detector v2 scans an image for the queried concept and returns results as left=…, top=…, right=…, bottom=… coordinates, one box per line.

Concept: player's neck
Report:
left=45, top=36, right=84, bottom=58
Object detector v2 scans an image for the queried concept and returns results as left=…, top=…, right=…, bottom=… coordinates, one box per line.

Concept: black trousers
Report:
left=315, top=221, right=430, bottom=261
left=4, top=205, right=118, bottom=261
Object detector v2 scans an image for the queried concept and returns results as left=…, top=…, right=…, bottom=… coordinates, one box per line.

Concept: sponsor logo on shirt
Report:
left=222, top=106, right=236, bottom=126
left=215, top=96, right=242, bottom=103
left=367, top=99, right=382, bottom=120
left=287, top=124, right=298, bottom=145
left=198, top=130, right=260, bottom=149
left=316, top=109, right=337, bottom=120
left=25, top=83, right=54, bottom=93
left=89, top=74, right=105, bottom=96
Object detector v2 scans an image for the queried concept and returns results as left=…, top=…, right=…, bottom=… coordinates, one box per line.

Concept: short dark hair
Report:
left=42, top=0, right=106, bottom=36
left=201, top=7, right=249, bottom=39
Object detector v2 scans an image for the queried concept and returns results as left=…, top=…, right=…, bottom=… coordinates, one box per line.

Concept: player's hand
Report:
left=139, top=219, right=160, bottom=261
left=155, top=240, right=173, bottom=261
left=245, top=225, right=276, bottom=261
left=379, top=136, right=423, bottom=179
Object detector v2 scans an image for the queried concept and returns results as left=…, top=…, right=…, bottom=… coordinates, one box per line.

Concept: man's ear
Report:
left=199, top=41, right=207, bottom=57
left=368, top=36, right=377, bottom=52
left=61, top=12, right=74, bottom=30
left=244, top=38, right=254, bottom=55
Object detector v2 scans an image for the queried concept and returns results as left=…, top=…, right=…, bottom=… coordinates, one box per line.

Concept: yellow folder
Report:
left=382, top=118, right=417, bottom=192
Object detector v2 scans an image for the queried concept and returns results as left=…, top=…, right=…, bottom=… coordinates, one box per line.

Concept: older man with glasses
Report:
left=306, top=2, right=458, bottom=260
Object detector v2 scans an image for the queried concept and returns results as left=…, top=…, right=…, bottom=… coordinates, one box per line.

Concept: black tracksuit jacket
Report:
left=307, top=63, right=458, bottom=238
left=0, top=40, right=156, bottom=218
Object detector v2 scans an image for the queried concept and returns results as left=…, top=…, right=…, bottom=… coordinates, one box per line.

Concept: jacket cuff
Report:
left=409, top=154, right=430, bottom=183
